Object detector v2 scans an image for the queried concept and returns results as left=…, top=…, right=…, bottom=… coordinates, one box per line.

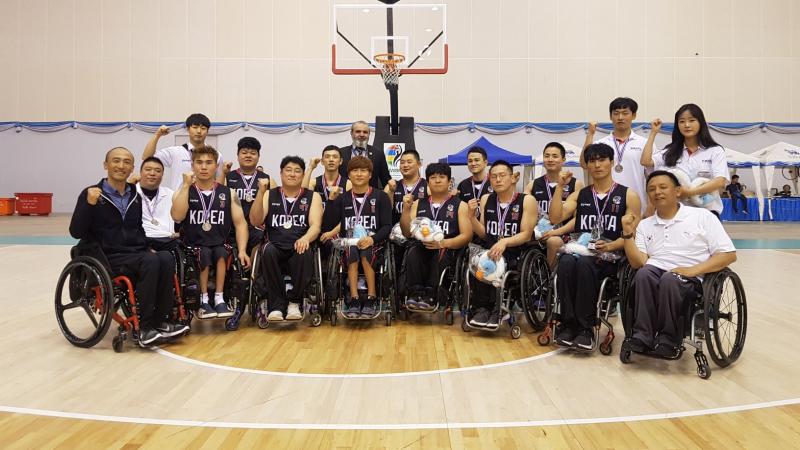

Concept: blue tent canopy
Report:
left=438, top=136, right=533, bottom=166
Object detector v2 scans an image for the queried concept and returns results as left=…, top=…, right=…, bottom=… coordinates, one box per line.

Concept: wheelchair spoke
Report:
left=61, top=300, right=82, bottom=311
left=80, top=303, right=100, bottom=328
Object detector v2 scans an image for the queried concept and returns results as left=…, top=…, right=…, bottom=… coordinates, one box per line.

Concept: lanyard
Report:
left=496, top=193, right=519, bottom=237
left=237, top=169, right=257, bottom=193
left=194, top=183, right=217, bottom=223
left=591, top=183, right=617, bottom=230
left=142, top=189, right=161, bottom=219
left=280, top=188, right=303, bottom=217
left=429, top=196, right=451, bottom=222
left=323, top=174, right=342, bottom=201
left=403, top=177, right=423, bottom=196
left=612, top=136, right=630, bottom=163
left=472, top=176, right=487, bottom=200
left=352, top=188, right=372, bottom=223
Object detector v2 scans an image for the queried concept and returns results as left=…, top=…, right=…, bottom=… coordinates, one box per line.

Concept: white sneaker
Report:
left=286, top=303, right=302, bottom=320
left=267, top=310, right=284, bottom=321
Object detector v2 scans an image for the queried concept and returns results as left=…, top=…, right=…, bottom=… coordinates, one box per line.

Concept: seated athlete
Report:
left=70, top=147, right=188, bottom=346
left=399, top=163, right=473, bottom=310
left=467, top=160, right=538, bottom=329
left=136, top=156, right=180, bottom=252
left=524, top=142, right=584, bottom=268
left=221, top=137, right=275, bottom=259
left=326, top=156, right=392, bottom=318
left=622, top=170, right=736, bottom=357
left=171, top=145, right=251, bottom=319
left=250, top=156, right=323, bottom=321
left=385, top=149, right=429, bottom=225
left=549, top=143, right=641, bottom=350
left=303, top=145, right=352, bottom=245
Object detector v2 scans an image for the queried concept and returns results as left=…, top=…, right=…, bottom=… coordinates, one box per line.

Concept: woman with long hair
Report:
left=640, top=104, right=730, bottom=216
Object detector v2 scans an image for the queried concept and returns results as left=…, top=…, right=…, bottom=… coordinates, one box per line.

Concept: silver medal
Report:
left=202, top=222, right=212, bottom=232
left=283, top=221, right=292, bottom=229
left=245, top=194, right=254, bottom=202
left=151, top=219, right=159, bottom=226
left=614, top=164, right=623, bottom=173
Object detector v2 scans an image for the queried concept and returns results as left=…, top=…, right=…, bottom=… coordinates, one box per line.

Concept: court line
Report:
left=153, top=346, right=564, bottom=378
left=1, top=397, right=798, bottom=430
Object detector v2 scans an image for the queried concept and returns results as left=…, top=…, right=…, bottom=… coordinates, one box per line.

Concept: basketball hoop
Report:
left=374, top=53, right=405, bottom=86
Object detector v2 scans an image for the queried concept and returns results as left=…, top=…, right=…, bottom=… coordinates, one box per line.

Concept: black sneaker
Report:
left=417, top=297, right=434, bottom=311
left=360, top=296, right=378, bottom=317
left=574, top=329, right=594, bottom=350
left=138, top=327, right=162, bottom=347
left=628, top=337, right=649, bottom=354
left=157, top=322, right=189, bottom=338
left=555, top=327, right=577, bottom=346
left=486, top=310, right=500, bottom=329
left=653, top=343, right=680, bottom=358
left=469, top=308, right=490, bottom=327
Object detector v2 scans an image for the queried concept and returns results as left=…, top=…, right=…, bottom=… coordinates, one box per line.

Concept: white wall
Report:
left=2, top=127, right=798, bottom=212
left=1, top=0, right=800, bottom=123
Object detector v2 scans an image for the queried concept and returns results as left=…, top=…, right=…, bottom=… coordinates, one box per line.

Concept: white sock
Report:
left=200, top=293, right=209, bottom=304
left=215, top=292, right=224, bottom=304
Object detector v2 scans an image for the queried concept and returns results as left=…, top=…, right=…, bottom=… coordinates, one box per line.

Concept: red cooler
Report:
left=14, top=193, right=53, bottom=216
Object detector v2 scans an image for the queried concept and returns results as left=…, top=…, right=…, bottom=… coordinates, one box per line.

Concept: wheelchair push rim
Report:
left=519, top=249, right=553, bottom=331
left=54, top=256, right=115, bottom=348
left=703, top=269, right=747, bottom=368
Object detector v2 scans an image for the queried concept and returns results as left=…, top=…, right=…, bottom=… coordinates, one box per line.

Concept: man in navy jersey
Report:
left=549, top=143, right=641, bottom=350
left=250, top=156, right=323, bottom=321
left=70, top=147, right=188, bottom=347
left=302, top=145, right=352, bottom=241
left=399, top=163, right=472, bottom=310
left=325, top=156, right=393, bottom=318
left=385, top=149, right=428, bottom=224
left=467, top=160, right=538, bottom=329
left=456, top=146, right=493, bottom=212
left=524, top=142, right=584, bottom=268
left=171, top=146, right=251, bottom=320
left=221, top=137, right=275, bottom=258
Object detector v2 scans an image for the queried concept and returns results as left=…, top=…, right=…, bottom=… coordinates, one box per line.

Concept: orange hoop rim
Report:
left=373, top=53, right=406, bottom=66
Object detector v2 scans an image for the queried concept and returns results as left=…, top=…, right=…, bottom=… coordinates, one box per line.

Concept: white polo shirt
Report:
left=154, top=143, right=224, bottom=191
left=595, top=132, right=648, bottom=214
left=635, top=204, right=735, bottom=275
left=652, top=144, right=729, bottom=213
left=136, top=184, right=176, bottom=238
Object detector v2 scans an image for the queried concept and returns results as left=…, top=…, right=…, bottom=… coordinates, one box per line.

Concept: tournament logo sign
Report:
left=385, top=143, right=405, bottom=180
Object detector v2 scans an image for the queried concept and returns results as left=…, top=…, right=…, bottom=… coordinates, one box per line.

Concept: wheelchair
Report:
left=325, top=239, right=396, bottom=326
left=537, top=254, right=635, bottom=354
left=250, top=243, right=325, bottom=329
left=54, top=244, right=189, bottom=353
left=173, top=242, right=250, bottom=331
left=461, top=244, right=549, bottom=339
left=618, top=268, right=747, bottom=379
left=396, top=245, right=469, bottom=325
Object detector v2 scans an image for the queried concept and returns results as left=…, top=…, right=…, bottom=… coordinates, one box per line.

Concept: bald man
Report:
left=70, top=147, right=189, bottom=347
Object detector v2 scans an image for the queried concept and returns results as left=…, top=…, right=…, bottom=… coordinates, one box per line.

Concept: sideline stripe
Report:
left=153, top=346, right=564, bottom=378
left=1, top=398, right=799, bottom=430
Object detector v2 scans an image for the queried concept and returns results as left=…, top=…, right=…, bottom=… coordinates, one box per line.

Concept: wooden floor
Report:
left=2, top=216, right=800, bottom=448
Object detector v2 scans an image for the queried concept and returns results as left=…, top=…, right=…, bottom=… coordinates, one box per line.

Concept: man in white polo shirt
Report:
left=621, top=170, right=737, bottom=358
left=583, top=97, right=648, bottom=215
left=142, top=113, right=223, bottom=191
left=136, top=156, right=178, bottom=251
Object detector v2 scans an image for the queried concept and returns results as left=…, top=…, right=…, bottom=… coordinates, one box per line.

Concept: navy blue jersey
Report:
left=314, top=173, right=347, bottom=210
left=392, top=177, right=428, bottom=223
left=575, top=184, right=628, bottom=241
left=482, top=192, right=527, bottom=259
left=183, top=183, right=232, bottom=247
left=416, top=196, right=462, bottom=239
left=226, top=170, right=270, bottom=226
left=264, top=187, right=314, bottom=250
left=530, top=175, right=575, bottom=221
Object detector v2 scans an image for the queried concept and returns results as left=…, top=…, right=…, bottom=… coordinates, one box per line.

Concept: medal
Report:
left=141, top=188, right=161, bottom=226
left=590, top=183, right=617, bottom=235
left=283, top=221, right=292, bottom=229
left=323, top=174, right=342, bottom=202
left=194, top=183, right=217, bottom=233
left=245, top=194, right=254, bottom=202
left=151, top=219, right=159, bottom=226
left=612, top=136, right=630, bottom=173
left=351, top=188, right=372, bottom=236
left=472, top=176, right=488, bottom=201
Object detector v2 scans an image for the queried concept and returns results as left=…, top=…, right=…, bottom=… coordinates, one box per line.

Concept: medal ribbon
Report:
left=238, top=169, right=257, bottom=198
left=194, top=183, right=216, bottom=225
left=612, top=136, right=630, bottom=165
left=352, top=188, right=372, bottom=226
left=323, top=174, right=342, bottom=201
left=496, top=193, right=519, bottom=238
left=591, top=183, right=617, bottom=231
left=280, top=187, right=304, bottom=222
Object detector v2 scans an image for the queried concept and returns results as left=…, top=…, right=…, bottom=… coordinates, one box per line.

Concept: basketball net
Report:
left=374, top=53, right=405, bottom=87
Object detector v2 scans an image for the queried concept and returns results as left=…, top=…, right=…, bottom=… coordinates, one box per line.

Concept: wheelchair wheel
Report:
left=311, top=313, right=323, bottom=327
left=55, top=256, right=115, bottom=348
left=519, top=249, right=552, bottom=331
left=703, top=269, right=747, bottom=368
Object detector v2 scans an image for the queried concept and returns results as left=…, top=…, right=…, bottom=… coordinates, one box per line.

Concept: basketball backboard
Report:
left=332, top=2, right=448, bottom=76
